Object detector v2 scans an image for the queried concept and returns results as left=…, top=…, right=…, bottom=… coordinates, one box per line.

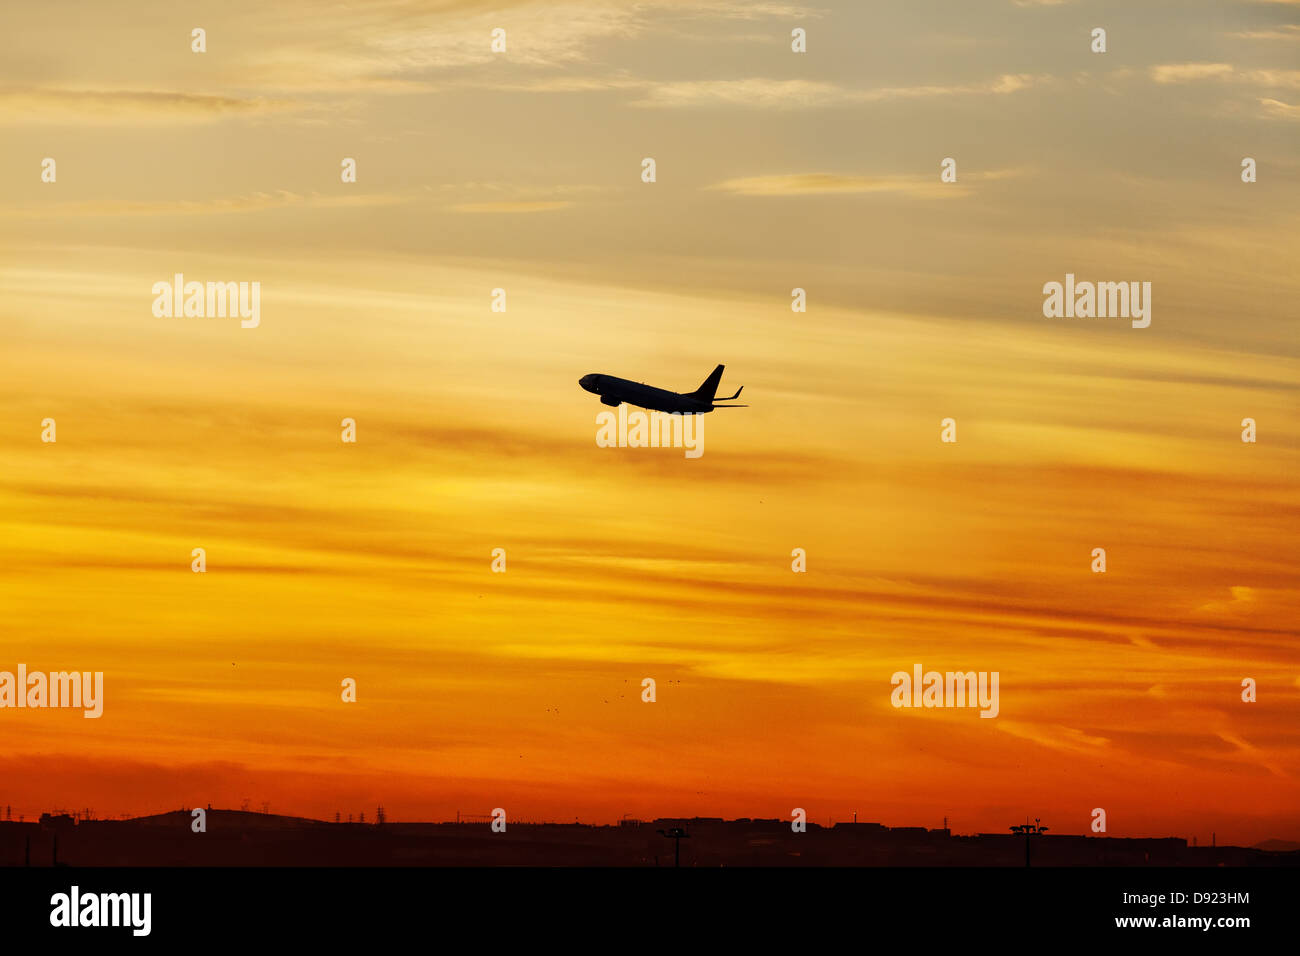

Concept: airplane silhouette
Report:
left=578, top=364, right=746, bottom=414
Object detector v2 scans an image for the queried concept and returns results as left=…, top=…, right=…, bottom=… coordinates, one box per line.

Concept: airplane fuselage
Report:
left=578, top=374, right=716, bottom=414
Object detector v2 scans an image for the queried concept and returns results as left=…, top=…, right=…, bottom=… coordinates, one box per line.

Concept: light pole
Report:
left=657, top=827, right=690, bottom=868
left=1010, top=818, right=1049, bottom=867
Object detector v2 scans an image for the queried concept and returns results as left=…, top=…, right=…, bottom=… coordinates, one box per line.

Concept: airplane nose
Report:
left=579, top=374, right=595, bottom=391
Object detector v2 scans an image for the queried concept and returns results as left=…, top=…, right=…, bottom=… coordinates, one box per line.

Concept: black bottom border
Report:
left=0, top=865, right=1293, bottom=942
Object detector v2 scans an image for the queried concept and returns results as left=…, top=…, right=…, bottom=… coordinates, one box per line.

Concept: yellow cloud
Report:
left=450, top=200, right=575, bottom=214
left=1150, top=63, right=1300, bottom=87
left=1259, top=96, right=1300, bottom=118
left=707, top=168, right=1024, bottom=197
left=0, top=88, right=295, bottom=123
left=1151, top=63, right=1236, bottom=83
left=631, top=73, right=1045, bottom=109
left=707, top=173, right=953, bottom=197
left=1228, top=25, right=1300, bottom=39
left=3, top=192, right=408, bottom=218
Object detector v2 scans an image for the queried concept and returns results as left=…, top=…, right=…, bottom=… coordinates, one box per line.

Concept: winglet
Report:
left=715, top=385, right=743, bottom=402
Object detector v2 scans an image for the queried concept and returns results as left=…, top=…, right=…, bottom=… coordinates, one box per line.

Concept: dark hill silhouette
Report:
left=1254, top=839, right=1300, bottom=853
left=128, top=810, right=324, bottom=829
left=1, top=811, right=1296, bottom=867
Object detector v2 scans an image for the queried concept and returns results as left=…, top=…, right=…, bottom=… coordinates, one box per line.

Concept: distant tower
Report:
left=359, top=811, right=365, bottom=824
left=335, top=812, right=341, bottom=824
left=376, top=806, right=386, bottom=826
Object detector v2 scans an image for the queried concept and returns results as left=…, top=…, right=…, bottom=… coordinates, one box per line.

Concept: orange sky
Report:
left=0, top=0, right=1297, bottom=844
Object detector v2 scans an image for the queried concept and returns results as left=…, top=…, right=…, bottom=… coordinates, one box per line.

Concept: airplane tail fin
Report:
left=690, top=364, right=726, bottom=402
